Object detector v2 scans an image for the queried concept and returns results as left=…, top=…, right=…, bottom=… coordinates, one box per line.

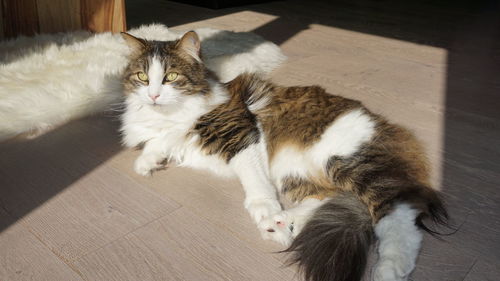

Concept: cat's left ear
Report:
left=121, top=32, right=146, bottom=55
left=176, top=31, right=201, bottom=62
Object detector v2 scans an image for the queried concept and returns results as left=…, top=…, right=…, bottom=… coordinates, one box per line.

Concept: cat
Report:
left=120, top=31, right=448, bottom=281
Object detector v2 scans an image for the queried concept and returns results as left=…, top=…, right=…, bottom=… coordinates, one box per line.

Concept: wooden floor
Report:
left=1, top=0, right=499, bottom=280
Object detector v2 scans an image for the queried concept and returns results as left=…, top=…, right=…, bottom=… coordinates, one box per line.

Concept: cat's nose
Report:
left=150, top=94, right=160, bottom=102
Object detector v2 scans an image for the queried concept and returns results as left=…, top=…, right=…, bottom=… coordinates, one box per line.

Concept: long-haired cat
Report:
left=120, top=31, right=448, bottom=281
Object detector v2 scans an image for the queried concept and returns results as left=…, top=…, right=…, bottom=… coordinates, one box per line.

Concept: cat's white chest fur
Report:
left=121, top=94, right=234, bottom=177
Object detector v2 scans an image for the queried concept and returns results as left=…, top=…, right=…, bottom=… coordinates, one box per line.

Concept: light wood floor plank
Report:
left=74, top=207, right=298, bottom=281
left=0, top=209, right=83, bottom=281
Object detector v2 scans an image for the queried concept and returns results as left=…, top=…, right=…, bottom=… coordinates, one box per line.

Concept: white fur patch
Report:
left=0, top=31, right=127, bottom=141
left=374, top=203, right=422, bottom=281
left=270, top=109, right=375, bottom=190
left=270, top=146, right=311, bottom=190
left=229, top=135, right=281, bottom=224
left=310, top=108, right=375, bottom=165
left=230, top=139, right=274, bottom=202
left=200, top=29, right=287, bottom=83
left=147, top=56, right=165, bottom=98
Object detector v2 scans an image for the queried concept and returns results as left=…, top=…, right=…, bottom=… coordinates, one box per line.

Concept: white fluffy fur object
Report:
left=0, top=24, right=286, bottom=141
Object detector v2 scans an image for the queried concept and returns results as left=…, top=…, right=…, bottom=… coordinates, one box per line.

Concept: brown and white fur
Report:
left=120, top=31, right=448, bottom=281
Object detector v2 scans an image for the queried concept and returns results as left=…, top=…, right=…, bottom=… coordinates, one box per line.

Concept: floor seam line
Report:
left=73, top=207, right=185, bottom=263
left=461, top=258, right=478, bottom=281
left=25, top=226, right=88, bottom=281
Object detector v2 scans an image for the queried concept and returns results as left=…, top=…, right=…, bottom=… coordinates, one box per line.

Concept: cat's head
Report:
left=121, top=31, right=212, bottom=107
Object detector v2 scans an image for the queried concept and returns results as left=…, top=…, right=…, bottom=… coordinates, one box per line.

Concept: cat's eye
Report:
left=137, top=72, right=148, bottom=82
left=165, top=72, right=178, bottom=82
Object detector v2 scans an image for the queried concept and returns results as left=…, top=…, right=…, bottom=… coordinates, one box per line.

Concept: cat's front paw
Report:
left=134, top=154, right=163, bottom=176
left=245, top=198, right=281, bottom=224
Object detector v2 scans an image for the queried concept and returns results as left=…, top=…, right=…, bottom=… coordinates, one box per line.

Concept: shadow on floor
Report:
left=0, top=116, right=123, bottom=231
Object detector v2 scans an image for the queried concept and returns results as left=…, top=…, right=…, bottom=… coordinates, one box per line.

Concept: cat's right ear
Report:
left=121, top=32, right=146, bottom=54
left=176, top=31, right=201, bottom=62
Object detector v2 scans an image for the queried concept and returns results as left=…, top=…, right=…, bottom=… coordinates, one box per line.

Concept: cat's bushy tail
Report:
left=285, top=193, right=373, bottom=281
left=285, top=188, right=448, bottom=281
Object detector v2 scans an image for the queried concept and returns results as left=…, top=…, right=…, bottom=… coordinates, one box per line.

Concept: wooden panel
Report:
left=111, top=0, right=126, bottom=32
left=81, top=0, right=126, bottom=33
left=81, top=0, right=112, bottom=33
left=36, top=0, right=81, bottom=33
left=1, top=0, right=125, bottom=38
left=0, top=209, right=83, bottom=281
left=74, top=208, right=298, bottom=281
left=0, top=0, right=4, bottom=39
left=1, top=0, right=39, bottom=38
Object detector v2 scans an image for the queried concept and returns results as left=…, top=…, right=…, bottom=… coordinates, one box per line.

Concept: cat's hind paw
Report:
left=258, top=211, right=294, bottom=246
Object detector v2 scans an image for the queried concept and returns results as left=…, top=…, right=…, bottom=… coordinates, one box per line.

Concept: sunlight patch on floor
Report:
left=171, top=10, right=279, bottom=33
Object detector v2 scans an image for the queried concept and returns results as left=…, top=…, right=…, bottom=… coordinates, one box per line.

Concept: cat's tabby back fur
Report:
left=121, top=31, right=448, bottom=281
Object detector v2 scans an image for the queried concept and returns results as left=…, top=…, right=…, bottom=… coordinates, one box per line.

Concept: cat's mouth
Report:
left=149, top=100, right=163, bottom=106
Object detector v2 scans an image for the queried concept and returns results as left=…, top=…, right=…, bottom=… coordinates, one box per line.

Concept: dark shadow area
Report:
left=200, top=29, right=278, bottom=57
left=170, top=0, right=279, bottom=9
left=0, top=116, right=123, bottom=231
left=440, top=7, right=500, bottom=264
left=126, top=0, right=222, bottom=29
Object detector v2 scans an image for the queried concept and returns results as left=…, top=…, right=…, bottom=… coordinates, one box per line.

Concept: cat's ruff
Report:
left=0, top=24, right=286, bottom=141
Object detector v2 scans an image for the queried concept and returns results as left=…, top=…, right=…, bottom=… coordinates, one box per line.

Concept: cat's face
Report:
left=122, top=31, right=211, bottom=107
